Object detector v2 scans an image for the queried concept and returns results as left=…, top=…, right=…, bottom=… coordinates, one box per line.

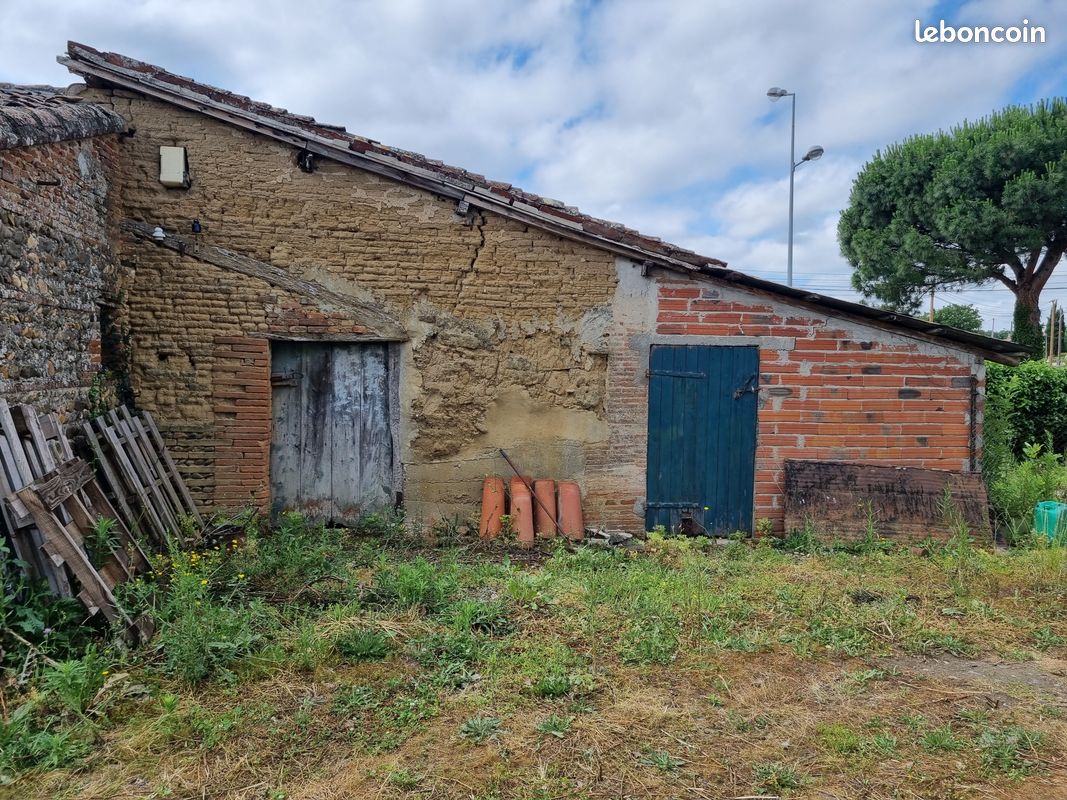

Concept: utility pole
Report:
left=1047, top=300, right=1057, bottom=362
left=928, top=287, right=935, bottom=322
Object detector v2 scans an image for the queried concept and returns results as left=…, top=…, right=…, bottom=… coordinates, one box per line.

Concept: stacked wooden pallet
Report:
left=0, top=402, right=200, bottom=640
left=81, top=408, right=201, bottom=549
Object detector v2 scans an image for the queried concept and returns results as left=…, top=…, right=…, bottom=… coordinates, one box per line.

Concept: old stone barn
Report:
left=0, top=43, right=1024, bottom=537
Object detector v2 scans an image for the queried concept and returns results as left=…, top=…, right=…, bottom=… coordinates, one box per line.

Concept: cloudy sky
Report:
left=3, top=0, right=1066, bottom=331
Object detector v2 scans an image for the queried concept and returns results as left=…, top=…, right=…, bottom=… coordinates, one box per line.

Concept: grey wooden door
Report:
left=270, top=342, right=394, bottom=525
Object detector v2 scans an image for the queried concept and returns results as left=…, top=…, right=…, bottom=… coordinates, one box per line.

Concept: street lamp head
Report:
left=767, top=86, right=789, bottom=101
left=803, top=145, right=824, bottom=162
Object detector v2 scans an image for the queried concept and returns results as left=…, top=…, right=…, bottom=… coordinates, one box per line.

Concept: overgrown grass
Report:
left=3, top=514, right=1065, bottom=798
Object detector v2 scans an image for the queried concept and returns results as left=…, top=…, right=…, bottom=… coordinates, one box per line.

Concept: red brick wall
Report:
left=592, top=272, right=984, bottom=535
left=211, top=337, right=271, bottom=511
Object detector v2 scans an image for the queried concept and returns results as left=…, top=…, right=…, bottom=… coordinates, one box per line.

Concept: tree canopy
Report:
left=933, top=303, right=983, bottom=333
left=838, top=99, right=1067, bottom=355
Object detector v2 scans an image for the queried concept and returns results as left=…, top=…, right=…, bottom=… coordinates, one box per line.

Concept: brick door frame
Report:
left=212, top=334, right=403, bottom=515
left=623, top=334, right=794, bottom=531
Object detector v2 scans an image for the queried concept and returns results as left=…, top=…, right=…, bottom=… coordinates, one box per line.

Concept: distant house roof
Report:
left=59, top=41, right=1028, bottom=365
left=0, top=83, right=125, bottom=149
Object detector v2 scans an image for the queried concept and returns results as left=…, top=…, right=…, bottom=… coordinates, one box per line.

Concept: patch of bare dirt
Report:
left=878, top=654, right=1067, bottom=707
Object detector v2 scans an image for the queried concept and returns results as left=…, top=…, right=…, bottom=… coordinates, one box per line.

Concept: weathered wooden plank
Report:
left=269, top=342, right=305, bottom=517
left=299, top=345, right=333, bottom=521
left=783, top=460, right=992, bottom=544
left=112, top=410, right=182, bottom=537
left=81, top=479, right=151, bottom=574
left=96, top=417, right=170, bottom=546
left=330, top=344, right=364, bottom=524
left=16, top=485, right=134, bottom=628
left=141, top=411, right=202, bottom=524
left=0, top=400, right=34, bottom=489
left=0, top=401, right=70, bottom=594
left=120, top=408, right=186, bottom=541
left=108, top=409, right=180, bottom=536
left=82, top=421, right=141, bottom=538
left=0, top=434, right=38, bottom=572
left=15, top=404, right=60, bottom=474
left=357, top=344, right=394, bottom=514
left=25, top=458, right=94, bottom=509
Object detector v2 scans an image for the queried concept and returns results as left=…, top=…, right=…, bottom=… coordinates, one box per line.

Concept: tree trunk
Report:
left=1012, top=280, right=1044, bottom=358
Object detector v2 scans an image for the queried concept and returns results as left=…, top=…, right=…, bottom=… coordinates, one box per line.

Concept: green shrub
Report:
left=977, top=726, right=1045, bottom=776
left=987, top=442, right=1067, bottom=543
left=152, top=560, right=277, bottom=684
left=369, top=557, right=457, bottom=613
left=85, top=517, right=118, bottom=569
left=536, top=714, right=573, bottom=738
left=407, top=630, right=485, bottom=668
left=0, top=540, right=93, bottom=671
left=619, top=614, right=679, bottom=664
left=753, top=762, right=803, bottom=791
left=0, top=704, right=91, bottom=777
left=459, top=715, right=500, bottom=743
left=41, top=649, right=108, bottom=715
left=334, top=628, right=392, bottom=661
left=987, top=361, right=1067, bottom=461
left=232, top=512, right=352, bottom=596
left=532, top=671, right=573, bottom=698
left=449, top=599, right=511, bottom=635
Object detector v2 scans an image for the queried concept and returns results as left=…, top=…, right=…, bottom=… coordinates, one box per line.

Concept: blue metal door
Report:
left=645, top=345, right=758, bottom=536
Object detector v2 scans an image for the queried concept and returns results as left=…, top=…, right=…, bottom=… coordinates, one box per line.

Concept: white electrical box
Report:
left=159, top=146, right=189, bottom=188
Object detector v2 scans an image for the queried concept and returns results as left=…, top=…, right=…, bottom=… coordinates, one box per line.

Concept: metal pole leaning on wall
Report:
left=498, top=448, right=566, bottom=537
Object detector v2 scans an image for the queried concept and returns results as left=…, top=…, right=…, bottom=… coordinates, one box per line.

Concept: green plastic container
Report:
left=1033, top=501, right=1067, bottom=542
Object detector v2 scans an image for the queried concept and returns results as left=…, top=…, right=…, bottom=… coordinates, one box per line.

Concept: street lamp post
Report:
left=767, top=87, right=823, bottom=287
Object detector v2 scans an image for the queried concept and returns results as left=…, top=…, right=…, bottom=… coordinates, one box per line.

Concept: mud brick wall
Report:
left=84, top=88, right=616, bottom=515
left=594, top=265, right=986, bottom=535
left=0, top=135, right=120, bottom=418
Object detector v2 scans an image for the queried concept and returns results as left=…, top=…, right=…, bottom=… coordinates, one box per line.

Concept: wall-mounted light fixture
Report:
left=296, top=148, right=317, bottom=173
left=152, top=225, right=166, bottom=241
left=191, top=219, right=202, bottom=234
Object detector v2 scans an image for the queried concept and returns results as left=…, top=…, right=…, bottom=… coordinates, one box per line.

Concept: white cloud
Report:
left=2, top=0, right=1066, bottom=328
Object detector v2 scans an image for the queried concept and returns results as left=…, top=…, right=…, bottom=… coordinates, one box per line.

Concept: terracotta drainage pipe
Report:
left=533, top=479, right=557, bottom=537
left=558, top=481, right=584, bottom=541
left=498, top=448, right=567, bottom=538
left=479, top=477, right=505, bottom=540
left=508, top=476, right=535, bottom=548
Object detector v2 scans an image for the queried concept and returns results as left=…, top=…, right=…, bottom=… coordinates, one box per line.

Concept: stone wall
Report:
left=83, top=88, right=617, bottom=516
left=0, top=134, right=121, bottom=418
left=592, top=261, right=985, bottom=534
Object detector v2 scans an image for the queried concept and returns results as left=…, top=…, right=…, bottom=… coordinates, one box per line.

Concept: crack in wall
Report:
left=454, top=209, right=486, bottom=312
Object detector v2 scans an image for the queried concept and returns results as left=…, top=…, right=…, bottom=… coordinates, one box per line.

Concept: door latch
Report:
left=733, top=374, right=759, bottom=399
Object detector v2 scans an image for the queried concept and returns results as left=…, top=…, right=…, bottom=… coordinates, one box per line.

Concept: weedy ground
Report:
left=3, top=514, right=1066, bottom=799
